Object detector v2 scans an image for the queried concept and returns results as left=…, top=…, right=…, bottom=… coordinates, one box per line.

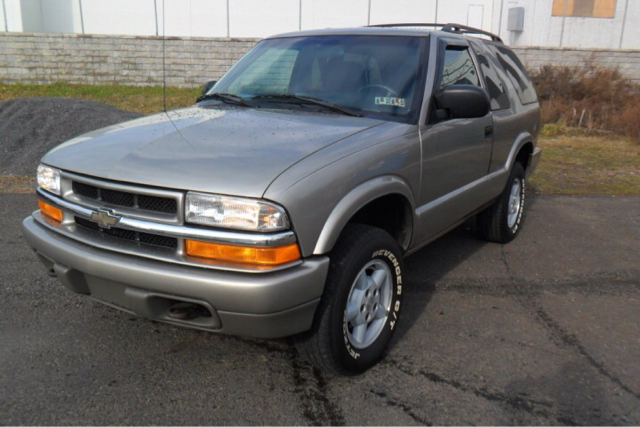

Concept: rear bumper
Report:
left=22, top=216, right=329, bottom=339
left=527, top=146, right=542, bottom=178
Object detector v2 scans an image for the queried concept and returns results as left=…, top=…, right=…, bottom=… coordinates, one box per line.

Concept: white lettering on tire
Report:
left=342, top=247, right=404, bottom=358
left=511, top=179, right=526, bottom=234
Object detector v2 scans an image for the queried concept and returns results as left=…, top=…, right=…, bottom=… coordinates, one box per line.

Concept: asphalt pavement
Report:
left=1, top=193, right=638, bottom=425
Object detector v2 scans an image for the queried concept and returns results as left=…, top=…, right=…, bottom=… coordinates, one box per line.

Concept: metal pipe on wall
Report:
left=226, top=0, right=230, bottom=37
left=619, top=0, right=629, bottom=48
left=559, top=0, right=567, bottom=47
left=78, top=0, right=85, bottom=34
left=2, top=0, right=8, bottom=31
left=497, top=0, right=504, bottom=38
left=153, top=0, right=158, bottom=36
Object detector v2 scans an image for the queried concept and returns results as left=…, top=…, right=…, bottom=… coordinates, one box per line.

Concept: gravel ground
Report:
left=0, top=97, right=141, bottom=175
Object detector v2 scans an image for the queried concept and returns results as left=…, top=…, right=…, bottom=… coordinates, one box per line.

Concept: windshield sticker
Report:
left=374, top=97, right=406, bottom=108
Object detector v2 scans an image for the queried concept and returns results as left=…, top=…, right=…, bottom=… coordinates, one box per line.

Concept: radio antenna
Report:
left=162, top=0, right=167, bottom=112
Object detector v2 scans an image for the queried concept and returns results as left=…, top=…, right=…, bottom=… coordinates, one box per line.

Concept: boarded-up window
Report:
left=552, top=0, right=616, bottom=18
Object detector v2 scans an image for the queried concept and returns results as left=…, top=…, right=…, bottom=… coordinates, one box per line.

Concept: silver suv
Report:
left=23, top=23, right=541, bottom=374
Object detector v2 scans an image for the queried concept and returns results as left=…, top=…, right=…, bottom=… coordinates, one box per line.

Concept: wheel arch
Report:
left=515, top=141, right=534, bottom=170
left=312, top=176, right=416, bottom=255
left=503, top=132, right=535, bottom=173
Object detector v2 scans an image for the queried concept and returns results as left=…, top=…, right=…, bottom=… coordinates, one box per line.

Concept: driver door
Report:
left=416, top=40, right=494, bottom=241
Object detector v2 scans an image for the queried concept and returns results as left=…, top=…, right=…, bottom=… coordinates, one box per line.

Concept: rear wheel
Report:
left=477, top=162, right=526, bottom=243
left=294, top=224, right=404, bottom=375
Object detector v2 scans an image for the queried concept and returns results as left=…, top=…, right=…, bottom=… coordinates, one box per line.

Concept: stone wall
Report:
left=512, top=46, right=640, bottom=83
left=1, top=32, right=640, bottom=86
left=0, top=32, right=259, bottom=87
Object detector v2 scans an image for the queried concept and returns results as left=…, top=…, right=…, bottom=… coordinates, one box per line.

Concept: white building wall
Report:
left=368, top=0, right=437, bottom=24
left=81, top=0, right=157, bottom=36
left=3, top=0, right=27, bottom=31
left=0, top=0, right=7, bottom=31
left=160, top=0, right=228, bottom=37
left=500, top=0, right=640, bottom=49
left=499, top=0, right=634, bottom=48
left=0, top=0, right=638, bottom=49
left=438, top=0, right=495, bottom=31
left=231, top=0, right=299, bottom=37
left=621, top=0, right=639, bottom=49
left=303, top=0, right=369, bottom=29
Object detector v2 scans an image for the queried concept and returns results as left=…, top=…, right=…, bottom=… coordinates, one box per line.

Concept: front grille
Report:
left=71, top=181, right=178, bottom=214
left=75, top=217, right=178, bottom=249
left=101, top=188, right=134, bottom=207
left=138, top=232, right=178, bottom=248
left=73, top=181, right=98, bottom=199
left=76, top=216, right=100, bottom=231
left=138, top=194, right=177, bottom=213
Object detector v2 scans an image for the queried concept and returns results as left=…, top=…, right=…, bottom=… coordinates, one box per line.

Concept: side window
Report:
left=438, top=47, right=480, bottom=90
left=468, top=39, right=510, bottom=110
left=487, top=44, right=538, bottom=105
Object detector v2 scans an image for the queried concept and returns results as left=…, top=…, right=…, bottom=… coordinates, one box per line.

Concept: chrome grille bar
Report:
left=38, top=187, right=297, bottom=247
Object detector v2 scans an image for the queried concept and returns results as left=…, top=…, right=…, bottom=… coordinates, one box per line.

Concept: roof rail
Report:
left=367, top=23, right=444, bottom=29
left=366, top=22, right=503, bottom=43
left=441, top=23, right=503, bottom=42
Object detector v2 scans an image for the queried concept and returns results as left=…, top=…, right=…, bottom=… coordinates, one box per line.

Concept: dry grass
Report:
left=0, top=175, right=36, bottom=193
left=531, top=66, right=640, bottom=140
left=530, top=130, right=640, bottom=195
left=0, top=82, right=200, bottom=114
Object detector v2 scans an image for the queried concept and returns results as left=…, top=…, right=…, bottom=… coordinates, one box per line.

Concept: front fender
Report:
left=313, top=176, right=416, bottom=255
left=263, top=125, right=422, bottom=258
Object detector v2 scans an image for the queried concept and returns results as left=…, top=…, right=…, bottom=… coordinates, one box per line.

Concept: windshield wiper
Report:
left=196, top=92, right=257, bottom=108
left=252, top=94, right=362, bottom=117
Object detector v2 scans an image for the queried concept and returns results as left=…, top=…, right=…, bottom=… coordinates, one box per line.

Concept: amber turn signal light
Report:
left=184, top=239, right=301, bottom=268
left=38, top=199, right=63, bottom=223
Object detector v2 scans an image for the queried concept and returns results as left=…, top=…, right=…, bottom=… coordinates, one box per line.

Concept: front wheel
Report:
left=477, top=162, right=526, bottom=243
left=294, top=224, right=404, bottom=375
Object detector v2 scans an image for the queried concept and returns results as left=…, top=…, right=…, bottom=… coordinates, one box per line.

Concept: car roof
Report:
left=266, top=27, right=435, bottom=39
left=265, top=24, right=502, bottom=43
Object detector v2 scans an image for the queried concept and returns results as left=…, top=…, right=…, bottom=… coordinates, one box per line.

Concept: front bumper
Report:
left=22, top=216, right=329, bottom=339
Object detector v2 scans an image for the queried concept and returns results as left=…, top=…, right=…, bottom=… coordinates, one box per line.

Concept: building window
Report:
left=552, top=0, right=616, bottom=18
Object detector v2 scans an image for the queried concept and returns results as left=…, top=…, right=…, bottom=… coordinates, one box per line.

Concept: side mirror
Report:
left=201, top=80, right=217, bottom=96
left=434, top=85, right=491, bottom=120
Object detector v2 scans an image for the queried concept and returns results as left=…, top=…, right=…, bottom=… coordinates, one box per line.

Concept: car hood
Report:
left=43, top=105, right=383, bottom=197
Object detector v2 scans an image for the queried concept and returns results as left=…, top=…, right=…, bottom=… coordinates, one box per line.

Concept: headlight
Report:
left=185, top=192, right=290, bottom=231
left=37, top=164, right=61, bottom=195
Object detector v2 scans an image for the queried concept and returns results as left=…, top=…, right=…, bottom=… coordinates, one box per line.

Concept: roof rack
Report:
left=441, top=23, right=503, bottom=42
left=367, top=22, right=503, bottom=43
left=368, top=23, right=443, bottom=29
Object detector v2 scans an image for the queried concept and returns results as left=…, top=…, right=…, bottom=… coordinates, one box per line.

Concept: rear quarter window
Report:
left=468, top=39, right=511, bottom=110
left=486, top=43, right=538, bottom=105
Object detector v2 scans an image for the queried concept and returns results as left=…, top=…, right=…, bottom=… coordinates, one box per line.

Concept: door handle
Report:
left=484, top=126, right=493, bottom=138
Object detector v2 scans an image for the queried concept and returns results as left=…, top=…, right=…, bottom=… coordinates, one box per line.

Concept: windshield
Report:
left=210, top=35, right=427, bottom=123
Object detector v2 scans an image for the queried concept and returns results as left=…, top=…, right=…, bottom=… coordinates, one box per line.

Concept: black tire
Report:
left=477, top=162, right=526, bottom=243
left=294, top=224, right=404, bottom=375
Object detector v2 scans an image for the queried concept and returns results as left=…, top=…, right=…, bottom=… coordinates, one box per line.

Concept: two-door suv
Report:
left=23, top=23, right=540, bottom=374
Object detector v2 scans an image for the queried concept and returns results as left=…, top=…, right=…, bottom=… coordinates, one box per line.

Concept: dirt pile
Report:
left=0, top=97, right=142, bottom=176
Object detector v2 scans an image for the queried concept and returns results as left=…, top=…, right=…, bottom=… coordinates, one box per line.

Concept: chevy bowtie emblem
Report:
left=90, top=208, right=121, bottom=229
